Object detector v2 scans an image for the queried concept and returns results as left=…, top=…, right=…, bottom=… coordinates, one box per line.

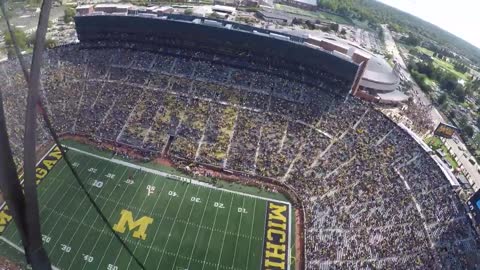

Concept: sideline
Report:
left=0, top=236, right=61, bottom=270
left=66, top=144, right=293, bottom=270
left=64, top=145, right=292, bottom=206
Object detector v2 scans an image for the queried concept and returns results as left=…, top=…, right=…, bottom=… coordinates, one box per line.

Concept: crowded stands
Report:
left=1, top=43, right=479, bottom=269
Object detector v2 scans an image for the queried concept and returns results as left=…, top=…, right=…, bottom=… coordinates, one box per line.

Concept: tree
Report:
left=64, top=7, right=75, bottom=24
left=464, top=125, right=474, bottom=138
left=3, top=28, right=28, bottom=58
left=329, top=23, right=339, bottom=32
left=27, top=31, right=36, bottom=47
left=184, top=9, right=193, bottom=15
left=401, top=34, right=420, bottom=46
left=449, top=110, right=456, bottom=119
left=45, top=38, right=57, bottom=49
left=208, top=12, right=223, bottom=19
left=473, top=133, right=480, bottom=147
left=438, top=93, right=447, bottom=105
left=459, top=116, right=469, bottom=129
left=340, top=28, right=347, bottom=35
left=454, top=85, right=466, bottom=103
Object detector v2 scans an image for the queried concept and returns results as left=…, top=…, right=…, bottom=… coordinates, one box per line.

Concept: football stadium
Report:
left=0, top=6, right=479, bottom=270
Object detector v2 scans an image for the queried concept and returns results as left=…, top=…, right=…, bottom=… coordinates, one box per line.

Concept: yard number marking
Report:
left=42, top=234, right=51, bottom=243
left=83, top=254, right=94, bottom=263
left=214, top=202, right=225, bottom=209
left=168, top=191, right=178, bottom=197
left=125, top=179, right=134, bottom=185
left=92, top=179, right=103, bottom=188
left=191, top=197, right=201, bottom=203
left=238, top=208, right=248, bottom=214
left=61, top=244, right=71, bottom=253
left=147, top=185, right=155, bottom=196
left=107, top=264, right=118, bottom=270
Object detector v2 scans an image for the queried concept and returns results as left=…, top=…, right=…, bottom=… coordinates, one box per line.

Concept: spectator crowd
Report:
left=0, top=42, right=479, bottom=269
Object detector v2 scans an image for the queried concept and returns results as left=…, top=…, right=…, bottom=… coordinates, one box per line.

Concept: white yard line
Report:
left=65, top=145, right=291, bottom=206
left=125, top=175, right=167, bottom=269
left=200, top=191, right=224, bottom=270
left=0, top=236, right=61, bottom=270
left=171, top=187, right=202, bottom=267
left=8, top=150, right=76, bottom=242
left=258, top=200, right=268, bottom=270
left=186, top=188, right=213, bottom=269
left=93, top=169, right=145, bottom=270
left=143, top=181, right=179, bottom=264
left=156, top=183, right=192, bottom=269
left=244, top=199, right=256, bottom=270
left=64, top=163, right=129, bottom=269
left=34, top=157, right=96, bottom=244
left=215, top=194, right=235, bottom=270
left=111, top=171, right=154, bottom=266
left=230, top=196, right=245, bottom=269
left=48, top=161, right=111, bottom=261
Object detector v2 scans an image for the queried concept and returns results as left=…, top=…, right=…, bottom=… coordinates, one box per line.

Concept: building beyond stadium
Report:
left=305, top=35, right=405, bottom=104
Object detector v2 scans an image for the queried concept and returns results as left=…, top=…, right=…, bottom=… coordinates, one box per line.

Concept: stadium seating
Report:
left=1, top=43, right=479, bottom=269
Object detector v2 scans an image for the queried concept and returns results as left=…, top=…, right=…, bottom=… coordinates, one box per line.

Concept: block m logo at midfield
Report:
left=113, top=210, right=153, bottom=240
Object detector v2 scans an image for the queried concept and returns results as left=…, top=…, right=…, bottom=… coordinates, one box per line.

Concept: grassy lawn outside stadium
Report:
left=0, top=141, right=295, bottom=270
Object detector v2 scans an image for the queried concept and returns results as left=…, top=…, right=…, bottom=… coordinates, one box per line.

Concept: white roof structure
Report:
left=212, top=5, right=236, bottom=14
left=377, top=90, right=409, bottom=104
left=95, top=3, right=132, bottom=9
left=77, top=4, right=94, bottom=9
left=362, top=55, right=399, bottom=85
left=294, top=0, right=317, bottom=6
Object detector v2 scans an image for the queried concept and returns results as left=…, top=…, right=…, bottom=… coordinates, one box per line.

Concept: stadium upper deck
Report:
left=74, top=13, right=360, bottom=97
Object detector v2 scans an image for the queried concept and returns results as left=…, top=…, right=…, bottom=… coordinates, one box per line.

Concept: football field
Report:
left=0, top=143, right=293, bottom=270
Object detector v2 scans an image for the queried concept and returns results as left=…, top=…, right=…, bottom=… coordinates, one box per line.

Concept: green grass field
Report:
left=416, top=46, right=469, bottom=81
left=425, top=136, right=459, bottom=169
left=0, top=143, right=293, bottom=270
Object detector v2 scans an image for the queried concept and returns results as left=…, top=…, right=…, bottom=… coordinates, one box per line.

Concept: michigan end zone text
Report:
left=0, top=145, right=63, bottom=234
left=262, top=201, right=290, bottom=270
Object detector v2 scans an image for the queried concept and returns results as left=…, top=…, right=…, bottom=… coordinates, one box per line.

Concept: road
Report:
left=0, top=6, right=65, bottom=34
left=382, top=25, right=480, bottom=191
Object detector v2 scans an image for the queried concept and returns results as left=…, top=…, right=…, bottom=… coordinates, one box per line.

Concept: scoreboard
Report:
left=467, top=190, right=480, bottom=223
left=434, top=123, right=457, bottom=138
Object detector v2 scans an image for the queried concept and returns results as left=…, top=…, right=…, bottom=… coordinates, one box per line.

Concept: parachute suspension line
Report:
left=38, top=107, right=147, bottom=270
left=21, top=0, right=54, bottom=267
left=0, top=82, right=30, bottom=263
left=1, top=0, right=145, bottom=269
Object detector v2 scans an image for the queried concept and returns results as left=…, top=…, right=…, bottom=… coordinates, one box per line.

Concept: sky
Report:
left=378, top=0, right=480, bottom=49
